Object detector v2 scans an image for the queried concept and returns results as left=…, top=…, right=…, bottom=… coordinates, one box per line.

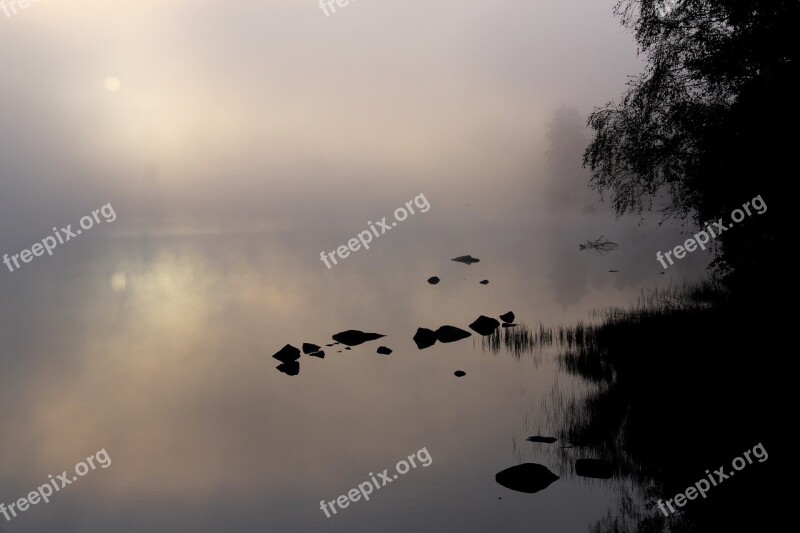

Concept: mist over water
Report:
left=1, top=1, right=713, bottom=531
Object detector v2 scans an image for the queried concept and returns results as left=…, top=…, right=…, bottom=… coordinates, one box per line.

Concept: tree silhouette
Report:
left=584, top=0, right=797, bottom=291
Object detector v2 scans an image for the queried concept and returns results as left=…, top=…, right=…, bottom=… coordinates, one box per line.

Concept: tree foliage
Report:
left=585, top=0, right=797, bottom=286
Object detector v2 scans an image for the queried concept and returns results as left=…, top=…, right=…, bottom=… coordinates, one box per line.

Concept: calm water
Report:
left=1, top=4, right=710, bottom=529
left=0, top=208, right=707, bottom=532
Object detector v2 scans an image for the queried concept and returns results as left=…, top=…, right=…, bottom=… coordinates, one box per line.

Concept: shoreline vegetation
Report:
left=485, top=282, right=781, bottom=532
left=566, top=0, right=793, bottom=525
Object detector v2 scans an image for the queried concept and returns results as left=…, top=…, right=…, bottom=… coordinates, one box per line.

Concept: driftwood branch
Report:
left=579, top=235, right=619, bottom=254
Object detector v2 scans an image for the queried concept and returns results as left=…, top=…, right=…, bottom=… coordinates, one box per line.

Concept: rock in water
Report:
left=575, top=459, right=614, bottom=479
left=526, top=436, right=557, bottom=444
left=427, top=276, right=440, bottom=285
left=499, top=311, right=515, bottom=323
left=332, top=330, right=386, bottom=346
left=377, top=346, right=393, bottom=355
left=454, top=370, right=466, bottom=377
left=413, top=328, right=437, bottom=350
left=451, top=255, right=480, bottom=265
left=276, top=361, right=300, bottom=376
left=502, top=323, right=517, bottom=328
left=495, top=463, right=559, bottom=493
left=273, top=344, right=301, bottom=363
left=469, top=315, right=501, bottom=336
left=302, top=343, right=321, bottom=354
left=308, top=351, right=325, bottom=358
left=479, top=279, right=489, bottom=285
left=435, top=325, right=472, bottom=343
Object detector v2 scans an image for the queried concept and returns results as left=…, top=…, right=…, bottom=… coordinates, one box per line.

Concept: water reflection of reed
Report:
left=486, top=282, right=775, bottom=532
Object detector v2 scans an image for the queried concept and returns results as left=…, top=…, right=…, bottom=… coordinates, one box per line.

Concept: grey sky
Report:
left=2, top=0, right=641, bottom=249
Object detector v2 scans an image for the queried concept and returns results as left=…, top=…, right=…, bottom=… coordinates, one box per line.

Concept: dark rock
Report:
left=479, top=279, right=489, bottom=285
left=469, top=315, right=501, bottom=336
left=272, top=344, right=301, bottom=364
left=454, top=370, right=466, bottom=377
left=499, top=311, right=515, bottom=323
left=435, top=325, right=472, bottom=343
left=451, top=255, right=480, bottom=265
left=495, top=463, right=559, bottom=493
left=276, top=361, right=299, bottom=376
left=575, top=459, right=614, bottom=479
left=308, top=351, right=325, bottom=358
left=502, top=323, right=517, bottom=328
left=325, top=343, right=339, bottom=347
left=427, top=276, right=440, bottom=285
left=302, top=343, right=321, bottom=354
left=377, top=346, right=392, bottom=355
left=332, top=330, right=385, bottom=346
left=526, top=436, right=557, bottom=444
left=413, top=328, right=437, bottom=349
left=345, top=347, right=351, bottom=350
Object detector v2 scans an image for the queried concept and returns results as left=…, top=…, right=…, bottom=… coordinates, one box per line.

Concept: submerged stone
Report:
left=332, top=330, right=386, bottom=346
left=526, top=436, right=557, bottom=444
left=469, top=315, right=501, bottom=336
left=495, top=463, right=559, bottom=493
left=435, top=325, right=472, bottom=343
left=276, top=361, right=300, bottom=376
left=499, top=311, right=515, bottom=323
left=302, top=343, right=321, bottom=354
left=272, top=344, right=301, bottom=364
left=451, top=255, right=480, bottom=265
left=413, top=328, right=437, bottom=350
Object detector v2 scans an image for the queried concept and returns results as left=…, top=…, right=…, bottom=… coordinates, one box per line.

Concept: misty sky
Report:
left=1, top=0, right=643, bottom=248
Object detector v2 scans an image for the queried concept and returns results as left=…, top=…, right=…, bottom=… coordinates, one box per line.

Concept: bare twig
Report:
left=579, top=235, right=619, bottom=254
